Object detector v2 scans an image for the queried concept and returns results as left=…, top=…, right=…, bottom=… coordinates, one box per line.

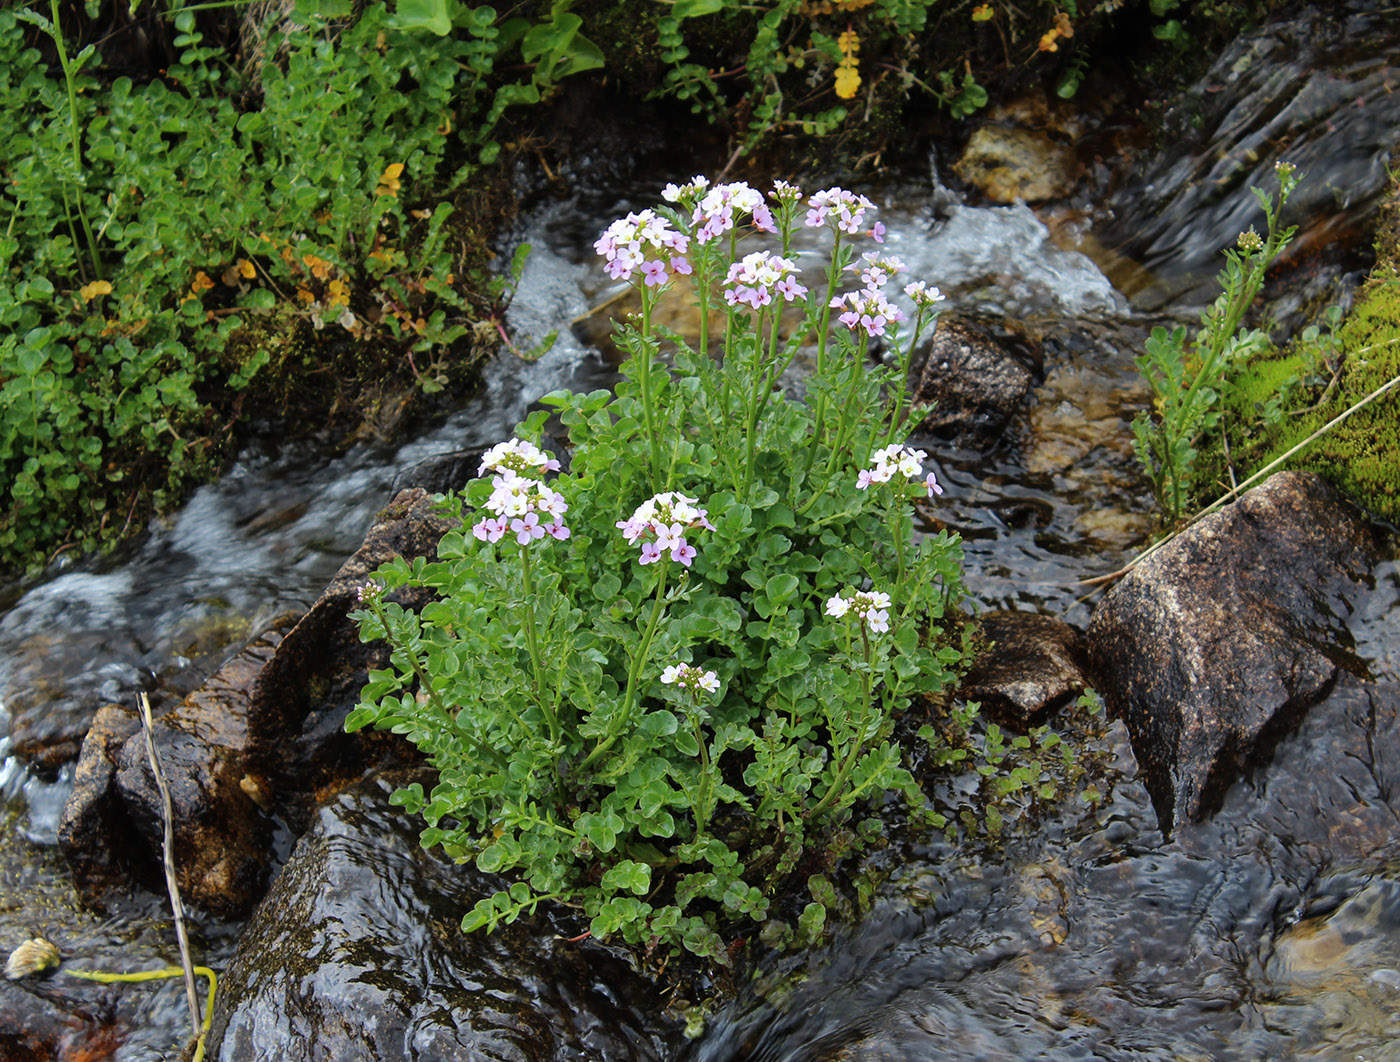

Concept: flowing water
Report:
left=3, top=3, right=1399, bottom=1055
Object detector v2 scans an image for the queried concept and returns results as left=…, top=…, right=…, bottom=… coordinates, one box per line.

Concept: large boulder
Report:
left=207, top=773, right=673, bottom=1061
left=1086, top=471, right=1381, bottom=832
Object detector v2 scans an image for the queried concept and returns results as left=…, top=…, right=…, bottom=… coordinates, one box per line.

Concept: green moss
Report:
left=1224, top=267, right=1400, bottom=525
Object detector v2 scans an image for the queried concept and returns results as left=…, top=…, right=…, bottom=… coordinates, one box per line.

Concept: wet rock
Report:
left=912, top=316, right=1038, bottom=441
left=58, top=618, right=293, bottom=915
left=208, top=773, right=672, bottom=1061
left=56, top=704, right=149, bottom=901
left=388, top=445, right=487, bottom=497
left=1086, top=471, right=1380, bottom=832
left=243, top=487, right=451, bottom=831
left=952, top=124, right=1077, bottom=204
left=961, top=612, right=1091, bottom=729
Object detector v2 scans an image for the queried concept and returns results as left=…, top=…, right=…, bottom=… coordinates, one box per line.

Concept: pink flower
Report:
left=511, top=512, right=546, bottom=545
left=924, top=471, right=944, bottom=497
left=642, top=260, right=668, bottom=287
left=723, top=251, right=806, bottom=310
left=545, top=519, right=571, bottom=540
left=620, top=491, right=714, bottom=566
left=830, top=289, right=907, bottom=338
left=804, top=187, right=876, bottom=234
left=691, top=182, right=777, bottom=244
left=595, top=210, right=691, bottom=285
left=869, top=221, right=886, bottom=243
left=473, top=516, right=508, bottom=543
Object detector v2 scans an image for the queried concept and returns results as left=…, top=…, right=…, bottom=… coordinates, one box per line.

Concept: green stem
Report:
left=691, top=707, right=713, bottom=839
left=48, top=0, right=102, bottom=280
left=579, top=565, right=669, bottom=771
left=518, top=548, right=559, bottom=747
left=67, top=966, right=217, bottom=1062
left=808, top=625, right=874, bottom=819
left=636, top=287, right=665, bottom=489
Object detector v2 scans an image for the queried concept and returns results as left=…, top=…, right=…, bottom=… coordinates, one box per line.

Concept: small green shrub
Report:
left=348, top=178, right=969, bottom=964
left=1130, top=161, right=1299, bottom=524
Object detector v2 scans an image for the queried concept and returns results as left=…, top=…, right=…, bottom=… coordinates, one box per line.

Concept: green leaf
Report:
left=390, top=0, right=453, bottom=35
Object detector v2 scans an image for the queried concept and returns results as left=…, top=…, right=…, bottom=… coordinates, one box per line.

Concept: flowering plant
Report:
left=348, top=177, right=966, bottom=970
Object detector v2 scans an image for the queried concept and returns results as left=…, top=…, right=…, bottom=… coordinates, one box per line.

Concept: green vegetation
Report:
left=348, top=182, right=972, bottom=964
left=1134, top=159, right=1400, bottom=529
left=1221, top=265, right=1400, bottom=526
left=1131, top=163, right=1298, bottom=524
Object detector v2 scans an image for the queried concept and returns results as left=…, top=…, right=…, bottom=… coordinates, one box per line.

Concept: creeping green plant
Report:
left=349, top=178, right=967, bottom=964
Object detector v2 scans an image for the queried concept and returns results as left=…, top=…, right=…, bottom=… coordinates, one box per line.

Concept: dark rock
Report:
left=243, top=487, right=451, bottom=831
left=57, top=704, right=149, bottom=902
left=912, top=317, right=1037, bottom=441
left=113, top=620, right=291, bottom=916
left=961, top=612, right=1091, bottom=729
left=1086, top=471, right=1380, bottom=833
left=388, top=445, right=488, bottom=497
left=207, top=773, right=673, bottom=1061
left=4, top=631, right=150, bottom=770
left=58, top=618, right=294, bottom=915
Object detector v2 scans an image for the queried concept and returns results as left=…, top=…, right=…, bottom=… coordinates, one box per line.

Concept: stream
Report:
left=3, top=2, right=1400, bottom=1057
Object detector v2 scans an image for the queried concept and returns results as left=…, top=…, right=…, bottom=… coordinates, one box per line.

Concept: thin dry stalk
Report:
left=137, top=692, right=204, bottom=1042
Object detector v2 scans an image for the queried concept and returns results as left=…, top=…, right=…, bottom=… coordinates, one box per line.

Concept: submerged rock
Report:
left=912, top=316, right=1038, bottom=442
left=208, top=773, right=674, bottom=1061
left=952, top=124, right=1077, bottom=204
left=1086, top=471, right=1380, bottom=832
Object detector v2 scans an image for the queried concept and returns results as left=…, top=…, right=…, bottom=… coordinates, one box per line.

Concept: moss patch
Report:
left=1221, top=180, right=1400, bottom=526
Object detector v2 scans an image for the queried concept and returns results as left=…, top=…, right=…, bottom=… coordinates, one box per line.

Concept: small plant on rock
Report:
left=348, top=177, right=966, bottom=964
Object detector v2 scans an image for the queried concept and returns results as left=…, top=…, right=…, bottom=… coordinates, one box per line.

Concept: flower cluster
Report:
left=848, top=251, right=906, bottom=291
left=856, top=443, right=945, bottom=497
left=478, top=437, right=561, bottom=477
left=595, top=210, right=692, bottom=286
left=616, top=491, right=715, bottom=567
left=661, top=175, right=711, bottom=206
left=903, top=280, right=946, bottom=308
left=825, top=589, right=893, bottom=633
left=690, top=182, right=777, bottom=244
left=804, top=187, right=878, bottom=236
left=829, top=287, right=907, bottom=338
left=723, top=250, right=808, bottom=310
left=473, top=440, right=570, bottom=546
left=660, top=661, right=720, bottom=694
left=768, top=180, right=803, bottom=206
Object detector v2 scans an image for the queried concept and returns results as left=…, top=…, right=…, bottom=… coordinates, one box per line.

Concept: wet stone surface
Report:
left=1087, top=471, right=1381, bottom=832
left=209, top=773, right=677, bottom=1062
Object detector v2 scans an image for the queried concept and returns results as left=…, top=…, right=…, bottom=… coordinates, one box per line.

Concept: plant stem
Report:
left=518, top=547, right=559, bottom=747
left=579, top=565, right=669, bottom=770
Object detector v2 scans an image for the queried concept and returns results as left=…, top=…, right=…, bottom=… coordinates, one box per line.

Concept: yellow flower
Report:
left=79, top=279, right=112, bottom=302
left=972, top=3, right=993, bottom=21
left=1038, top=28, right=1060, bottom=51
